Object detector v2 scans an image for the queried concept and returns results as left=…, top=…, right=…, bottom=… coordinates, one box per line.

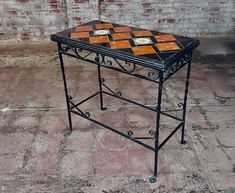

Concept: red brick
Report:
left=50, top=4, right=58, bottom=9
left=49, top=0, right=59, bottom=3
left=21, top=36, right=31, bottom=40
left=16, top=0, right=30, bottom=3
left=166, top=19, right=176, bottom=23
left=74, top=0, right=89, bottom=3
left=142, top=3, right=151, bottom=8
left=148, top=8, right=155, bottom=12
left=26, top=10, right=32, bottom=15
left=8, top=10, right=17, bottom=15
left=49, top=9, right=60, bottom=14
left=73, top=16, right=81, bottom=21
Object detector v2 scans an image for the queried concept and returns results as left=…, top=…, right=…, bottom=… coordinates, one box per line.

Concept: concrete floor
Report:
left=0, top=39, right=235, bottom=193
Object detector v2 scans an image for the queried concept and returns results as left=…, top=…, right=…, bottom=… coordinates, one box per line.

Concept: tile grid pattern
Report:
left=70, top=23, right=182, bottom=60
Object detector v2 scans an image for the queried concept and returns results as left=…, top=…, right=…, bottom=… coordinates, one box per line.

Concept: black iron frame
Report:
left=56, top=42, right=193, bottom=183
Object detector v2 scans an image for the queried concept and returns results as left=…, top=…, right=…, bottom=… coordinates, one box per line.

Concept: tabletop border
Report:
left=51, top=22, right=199, bottom=71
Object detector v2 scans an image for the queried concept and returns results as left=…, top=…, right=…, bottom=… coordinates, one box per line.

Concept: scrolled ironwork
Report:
left=101, top=58, right=112, bottom=67
left=113, top=59, right=136, bottom=73
left=97, top=56, right=136, bottom=73
left=95, top=54, right=136, bottom=73
left=127, top=130, right=134, bottom=138
left=177, top=102, right=184, bottom=109
left=95, top=55, right=100, bottom=63
left=94, top=55, right=159, bottom=83
left=68, top=96, right=90, bottom=118
left=184, top=53, right=192, bottom=63
left=149, top=130, right=156, bottom=137
left=116, top=91, right=122, bottom=97
left=126, top=130, right=156, bottom=140
left=164, top=61, right=180, bottom=77
left=85, top=112, right=90, bottom=118
left=164, top=53, right=192, bottom=79
left=95, top=55, right=112, bottom=67
left=60, top=47, right=159, bottom=83
left=72, top=48, right=92, bottom=59
left=148, top=70, right=159, bottom=80
left=101, top=77, right=122, bottom=97
left=60, top=44, right=71, bottom=53
left=161, top=102, right=184, bottom=113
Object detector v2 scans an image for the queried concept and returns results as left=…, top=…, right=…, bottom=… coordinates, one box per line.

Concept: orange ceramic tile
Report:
left=154, top=35, right=176, bottom=42
left=111, top=33, right=131, bottom=40
left=133, top=31, right=153, bottom=37
left=156, top=42, right=181, bottom=51
left=76, top=25, right=93, bottom=32
left=132, top=46, right=156, bottom=55
left=110, top=40, right=131, bottom=49
left=96, top=23, right=113, bottom=29
left=113, top=27, right=132, bottom=33
left=89, top=36, right=109, bottom=44
left=71, top=32, right=89, bottom=39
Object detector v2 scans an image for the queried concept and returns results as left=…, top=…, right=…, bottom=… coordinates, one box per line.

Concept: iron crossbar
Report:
left=71, top=109, right=156, bottom=152
left=68, top=89, right=183, bottom=123
left=70, top=107, right=183, bottom=153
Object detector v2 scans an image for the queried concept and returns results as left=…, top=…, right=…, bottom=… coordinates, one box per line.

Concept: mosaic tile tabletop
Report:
left=52, top=20, right=199, bottom=69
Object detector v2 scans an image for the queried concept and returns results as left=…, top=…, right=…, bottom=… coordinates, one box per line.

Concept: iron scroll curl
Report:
left=95, top=54, right=136, bottom=73
left=164, top=53, right=192, bottom=79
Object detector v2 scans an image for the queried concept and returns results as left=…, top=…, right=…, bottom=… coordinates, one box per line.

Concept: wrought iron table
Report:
left=51, top=20, right=200, bottom=183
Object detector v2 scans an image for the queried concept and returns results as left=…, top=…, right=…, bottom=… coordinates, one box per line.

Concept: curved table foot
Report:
left=101, top=107, right=107, bottom=111
left=149, top=176, right=157, bottom=183
left=180, top=139, right=187, bottom=144
left=64, top=129, right=73, bottom=137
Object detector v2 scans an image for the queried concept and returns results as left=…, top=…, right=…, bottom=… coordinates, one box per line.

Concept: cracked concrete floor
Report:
left=0, top=40, right=235, bottom=193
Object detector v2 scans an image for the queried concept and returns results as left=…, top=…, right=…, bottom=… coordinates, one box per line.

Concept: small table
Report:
left=51, top=20, right=199, bottom=183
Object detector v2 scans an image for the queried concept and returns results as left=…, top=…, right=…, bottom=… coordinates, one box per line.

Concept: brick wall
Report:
left=0, top=0, right=234, bottom=40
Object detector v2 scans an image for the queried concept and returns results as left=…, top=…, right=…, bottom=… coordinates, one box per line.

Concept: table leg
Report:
left=149, top=71, right=163, bottom=183
left=181, top=60, right=192, bottom=144
left=57, top=43, right=73, bottom=136
left=97, top=63, right=107, bottom=111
